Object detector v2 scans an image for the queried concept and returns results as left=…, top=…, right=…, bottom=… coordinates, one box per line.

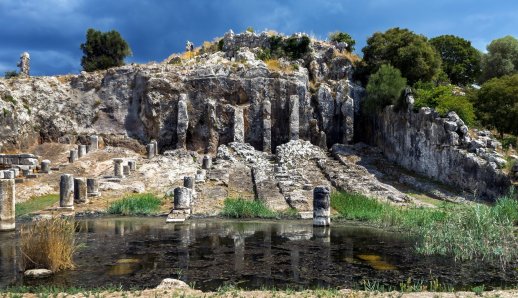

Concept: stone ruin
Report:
left=17, top=52, right=30, bottom=77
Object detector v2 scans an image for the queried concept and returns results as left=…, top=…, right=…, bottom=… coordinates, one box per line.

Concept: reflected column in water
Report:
left=233, top=235, right=244, bottom=273
left=313, top=226, right=331, bottom=287
left=290, top=247, right=300, bottom=282
left=115, top=220, right=125, bottom=236
left=263, top=226, right=272, bottom=278
left=178, top=224, right=191, bottom=280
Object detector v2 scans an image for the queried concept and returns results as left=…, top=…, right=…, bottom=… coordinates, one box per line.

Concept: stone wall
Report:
left=366, top=105, right=511, bottom=200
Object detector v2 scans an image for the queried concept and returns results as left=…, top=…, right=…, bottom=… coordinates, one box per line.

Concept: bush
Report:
left=414, top=84, right=476, bottom=125
left=4, top=70, right=18, bottom=79
left=20, top=218, right=77, bottom=272
left=364, top=64, right=407, bottom=113
left=329, top=31, right=356, bottom=52
left=260, top=34, right=311, bottom=61
left=107, top=194, right=161, bottom=215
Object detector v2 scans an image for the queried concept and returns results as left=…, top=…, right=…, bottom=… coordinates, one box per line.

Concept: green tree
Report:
left=80, top=28, right=132, bottom=72
left=4, top=70, right=18, bottom=79
left=476, top=74, right=518, bottom=137
left=364, top=64, right=407, bottom=113
left=430, top=35, right=482, bottom=85
left=329, top=31, right=356, bottom=52
left=480, top=36, right=518, bottom=82
left=362, top=28, right=442, bottom=84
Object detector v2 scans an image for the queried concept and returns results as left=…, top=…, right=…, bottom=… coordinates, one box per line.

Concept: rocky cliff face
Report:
left=366, top=104, right=511, bottom=200
left=0, top=31, right=360, bottom=155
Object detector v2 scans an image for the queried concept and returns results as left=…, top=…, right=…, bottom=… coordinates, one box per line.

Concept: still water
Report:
left=0, top=217, right=516, bottom=291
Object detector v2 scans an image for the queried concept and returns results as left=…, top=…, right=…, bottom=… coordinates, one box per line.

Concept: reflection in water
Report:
left=0, top=217, right=517, bottom=291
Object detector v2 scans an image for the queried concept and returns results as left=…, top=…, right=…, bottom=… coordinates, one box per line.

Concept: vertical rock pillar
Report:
left=289, top=95, right=300, bottom=141
left=313, top=186, right=330, bottom=226
left=262, top=99, right=272, bottom=153
left=74, top=178, right=88, bottom=204
left=0, top=179, right=15, bottom=231
left=177, top=94, right=189, bottom=149
left=40, top=160, right=51, bottom=174
left=59, top=174, right=74, bottom=209
left=113, top=158, right=124, bottom=178
left=233, top=106, right=245, bottom=143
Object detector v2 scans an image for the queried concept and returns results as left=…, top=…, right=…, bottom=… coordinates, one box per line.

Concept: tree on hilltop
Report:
left=80, top=28, right=132, bottom=72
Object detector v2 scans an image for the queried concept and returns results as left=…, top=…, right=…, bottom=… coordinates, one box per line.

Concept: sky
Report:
left=0, top=0, right=517, bottom=76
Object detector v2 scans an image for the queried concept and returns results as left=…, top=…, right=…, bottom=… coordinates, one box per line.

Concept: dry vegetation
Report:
left=20, top=218, right=78, bottom=272
left=333, top=49, right=361, bottom=63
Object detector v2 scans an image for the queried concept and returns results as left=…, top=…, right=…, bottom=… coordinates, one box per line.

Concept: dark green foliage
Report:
left=480, top=36, right=518, bottom=82
left=261, top=34, right=311, bottom=61
left=430, top=35, right=482, bottom=85
left=329, top=31, right=356, bottom=52
left=246, top=26, right=255, bottom=33
left=2, top=94, right=17, bottom=105
left=4, top=70, right=18, bottom=79
left=475, top=74, right=518, bottom=137
left=413, top=83, right=476, bottom=125
left=362, top=27, right=442, bottom=84
left=364, top=64, right=407, bottom=113
left=107, top=194, right=161, bottom=215
left=80, top=28, right=132, bottom=72
left=217, top=39, right=224, bottom=51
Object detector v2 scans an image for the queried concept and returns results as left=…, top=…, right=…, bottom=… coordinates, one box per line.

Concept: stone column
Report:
left=177, top=94, right=189, bottom=149
left=128, top=160, right=137, bottom=171
left=202, top=155, right=212, bottom=170
left=0, top=179, right=15, bottom=231
left=69, top=149, right=78, bottom=163
left=74, top=178, right=88, bottom=204
left=146, top=143, right=155, bottom=159
left=59, top=174, right=74, bottom=209
left=113, top=158, right=124, bottom=178
left=0, top=171, right=4, bottom=179
left=123, top=165, right=130, bottom=176
left=233, top=106, right=245, bottom=143
left=195, top=169, right=206, bottom=182
left=174, top=187, right=192, bottom=210
left=342, top=96, right=354, bottom=144
left=78, top=145, right=87, bottom=158
left=183, top=176, right=194, bottom=190
left=89, top=135, right=99, bottom=151
left=87, top=178, right=100, bottom=197
left=40, top=160, right=51, bottom=174
left=289, top=95, right=300, bottom=141
left=313, top=186, right=330, bottom=226
left=150, top=140, right=159, bottom=155
left=262, top=99, right=272, bottom=153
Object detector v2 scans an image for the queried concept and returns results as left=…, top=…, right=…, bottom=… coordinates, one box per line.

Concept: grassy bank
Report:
left=331, top=191, right=518, bottom=264
left=221, top=198, right=298, bottom=219
left=15, top=194, right=59, bottom=217
left=107, top=194, right=162, bottom=216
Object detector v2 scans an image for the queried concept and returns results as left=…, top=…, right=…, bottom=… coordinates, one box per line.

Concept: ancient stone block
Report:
left=40, top=160, right=51, bottom=174
left=89, top=135, right=99, bottom=151
left=202, top=155, right=212, bottom=170
left=74, top=178, right=88, bottom=204
left=113, top=158, right=124, bottom=178
left=313, top=186, right=330, bottom=226
left=233, top=106, right=245, bottom=143
left=123, top=165, right=130, bottom=176
left=78, top=145, right=87, bottom=158
left=0, top=179, right=15, bottom=231
left=69, top=149, right=78, bottom=163
left=173, top=187, right=192, bottom=210
left=183, top=176, right=194, bottom=189
left=262, top=99, right=272, bottom=153
left=128, top=160, right=137, bottom=171
left=87, top=178, right=100, bottom=197
left=59, top=174, right=74, bottom=209
left=146, top=143, right=155, bottom=159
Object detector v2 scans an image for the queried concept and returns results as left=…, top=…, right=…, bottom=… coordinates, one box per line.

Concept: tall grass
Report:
left=20, top=218, right=77, bottom=272
left=107, top=194, right=162, bottom=216
left=221, top=198, right=278, bottom=218
left=331, top=190, right=518, bottom=264
left=16, top=194, right=59, bottom=217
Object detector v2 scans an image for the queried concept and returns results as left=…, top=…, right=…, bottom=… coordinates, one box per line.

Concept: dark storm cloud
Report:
left=0, top=0, right=517, bottom=76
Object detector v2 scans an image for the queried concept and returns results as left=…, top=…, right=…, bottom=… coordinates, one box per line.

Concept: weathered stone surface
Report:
left=40, top=160, right=51, bottom=174
left=289, top=95, right=300, bottom=140
left=113, top=158, right=124, bottom=178
left=24, top=269, right=53, bottom=278
left=202, top=155, right=212, bottom=170
left=313, top=186, right=330, bottom=226
left=59, top=174, right=74, bottom=209
left=173, top=187, right=191, bottom=210
left=78, top=145, right=87, bottom=158
left=69, top=149, right=78, bottom=163
left=146, top=143, right=155, bottom=159
left=156, top=278, right=190, bottom=289
left=366, top=106, right=511, bottom=200
left=89, top=135, right=99, bottom=151
left=233, top=106, right=245, bottom=143
left=177, top=94, right=189, bottom=149
left=0, top=179, right=15, bottom=231
left=87, top=178, right=100, bottom=197
left=74, top=178, right=88, bottom=204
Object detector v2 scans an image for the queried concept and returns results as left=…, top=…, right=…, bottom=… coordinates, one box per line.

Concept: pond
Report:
left=0, top=217, right=516, bottom=291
